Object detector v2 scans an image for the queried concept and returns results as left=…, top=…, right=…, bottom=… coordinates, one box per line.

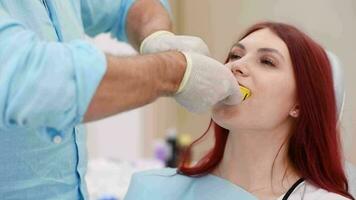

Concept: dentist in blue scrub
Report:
left=0, top=0, right=243, bottom=199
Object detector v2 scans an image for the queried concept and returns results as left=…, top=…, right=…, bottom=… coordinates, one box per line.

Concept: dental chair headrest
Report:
left=327, top=52, right=356, bottom=197
left=345, top=161, right=356, bottom=197
left=326, top=51, right=346, bottom=122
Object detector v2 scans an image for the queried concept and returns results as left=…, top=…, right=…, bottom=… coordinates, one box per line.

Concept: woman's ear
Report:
left=289, top=104, right=300, bottom=118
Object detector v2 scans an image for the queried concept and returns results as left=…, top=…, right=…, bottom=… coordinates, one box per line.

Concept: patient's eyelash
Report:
left=260, top=57, right=276, bottom=67
left=229, top=53, right=242, bottom=61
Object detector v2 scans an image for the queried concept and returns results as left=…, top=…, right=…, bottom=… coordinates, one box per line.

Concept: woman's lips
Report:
left=238, top=82, right=251, bottom=100
left=238, top=82, right=246, bottom=88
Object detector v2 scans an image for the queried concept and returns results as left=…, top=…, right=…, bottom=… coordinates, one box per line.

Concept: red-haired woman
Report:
left=124, top=22, right=355, bottom=200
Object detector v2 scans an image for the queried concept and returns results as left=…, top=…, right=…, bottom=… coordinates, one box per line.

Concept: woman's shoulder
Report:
left=290, top=181, right=352, bottom=200
left=315, top=190, right=351, bottom=200
left=319, top=193, right=352, bottom=200
left=124, top=168, right=259, bottom=200
left=129, top=167, right=191, bottom=185
left=124, top=168, right=195, bottom=200
left=133, top=167, right=179, bottom=177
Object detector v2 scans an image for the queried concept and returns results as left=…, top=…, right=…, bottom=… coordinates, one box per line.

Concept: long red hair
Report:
left=178, top=22, right=354, bottom=199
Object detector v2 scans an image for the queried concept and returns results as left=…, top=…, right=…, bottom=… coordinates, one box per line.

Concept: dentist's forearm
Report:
left=126, top=0, right=172, bottom=50
left=83, top=51, right=185, bottom=122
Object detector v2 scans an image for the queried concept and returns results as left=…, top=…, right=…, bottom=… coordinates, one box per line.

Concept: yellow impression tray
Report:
left=240, top=86, right=251, bottom=100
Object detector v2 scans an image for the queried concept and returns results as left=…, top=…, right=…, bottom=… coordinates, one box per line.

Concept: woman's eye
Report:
left=261, top=58, right=275, bottom=67
left=229, top=54, right=242, bottom=61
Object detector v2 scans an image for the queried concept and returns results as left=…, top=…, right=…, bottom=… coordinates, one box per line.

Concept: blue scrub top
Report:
left=0, top=0, right=168, bottom=199
left=124, top=168, right=259, bottom=200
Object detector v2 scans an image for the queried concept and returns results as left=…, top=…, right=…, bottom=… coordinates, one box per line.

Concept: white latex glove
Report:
left=140, top=31, right=210, bottom=56
left=174, top=52, right=243, bottom=113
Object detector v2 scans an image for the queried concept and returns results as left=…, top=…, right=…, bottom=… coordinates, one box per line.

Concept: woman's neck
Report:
left=213, top=125, right=301, bottom=199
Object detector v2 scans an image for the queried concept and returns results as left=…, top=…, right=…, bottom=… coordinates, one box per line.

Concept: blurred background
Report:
left=84, top=0, right=356, bottom=199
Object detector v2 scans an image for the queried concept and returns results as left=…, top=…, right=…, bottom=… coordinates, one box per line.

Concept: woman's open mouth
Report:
left=239, top=85, right=251, bottom=100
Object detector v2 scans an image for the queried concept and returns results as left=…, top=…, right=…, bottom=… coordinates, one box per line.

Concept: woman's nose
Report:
left=230, top=61, right=248, bottom=77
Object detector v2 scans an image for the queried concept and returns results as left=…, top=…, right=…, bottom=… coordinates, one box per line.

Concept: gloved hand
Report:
left=174, top=52, right=243, bottom=113
left=140, top=31, right=210, bottom=56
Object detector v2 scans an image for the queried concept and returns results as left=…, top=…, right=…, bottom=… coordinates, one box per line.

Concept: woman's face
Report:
left=212, top=28, right=298, bottom=132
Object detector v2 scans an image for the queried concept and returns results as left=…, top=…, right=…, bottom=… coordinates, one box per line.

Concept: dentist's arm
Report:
left=84, top=0, right=241, bottom=121
left=126, top=0, right=172, bottom=49
left=84, top=51, right=185, bottom=122
left=125, top=0, right=210, bottom=55
left=84, top=50, right=242, bottom=122
left=0, top=1, right=240, bottom=132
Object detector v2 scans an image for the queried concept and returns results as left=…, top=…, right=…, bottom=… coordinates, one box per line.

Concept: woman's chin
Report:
left=212, top=102, right=250, bottom=131
left=212, top=111, right=238, bottom=130
left=212, top=102, right=241, bottom=119
left=211, top=116, right=229, bottom=130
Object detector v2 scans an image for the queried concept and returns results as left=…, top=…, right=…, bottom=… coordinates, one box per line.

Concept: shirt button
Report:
left=53, top=135, right=62, bottom=144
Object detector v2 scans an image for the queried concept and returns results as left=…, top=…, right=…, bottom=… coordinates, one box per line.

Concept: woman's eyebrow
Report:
left=233, top=43, right=246, bottom=50
left=258, top=48, right=285, bottom=61
left=232, top=43, right=285, bottom=61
